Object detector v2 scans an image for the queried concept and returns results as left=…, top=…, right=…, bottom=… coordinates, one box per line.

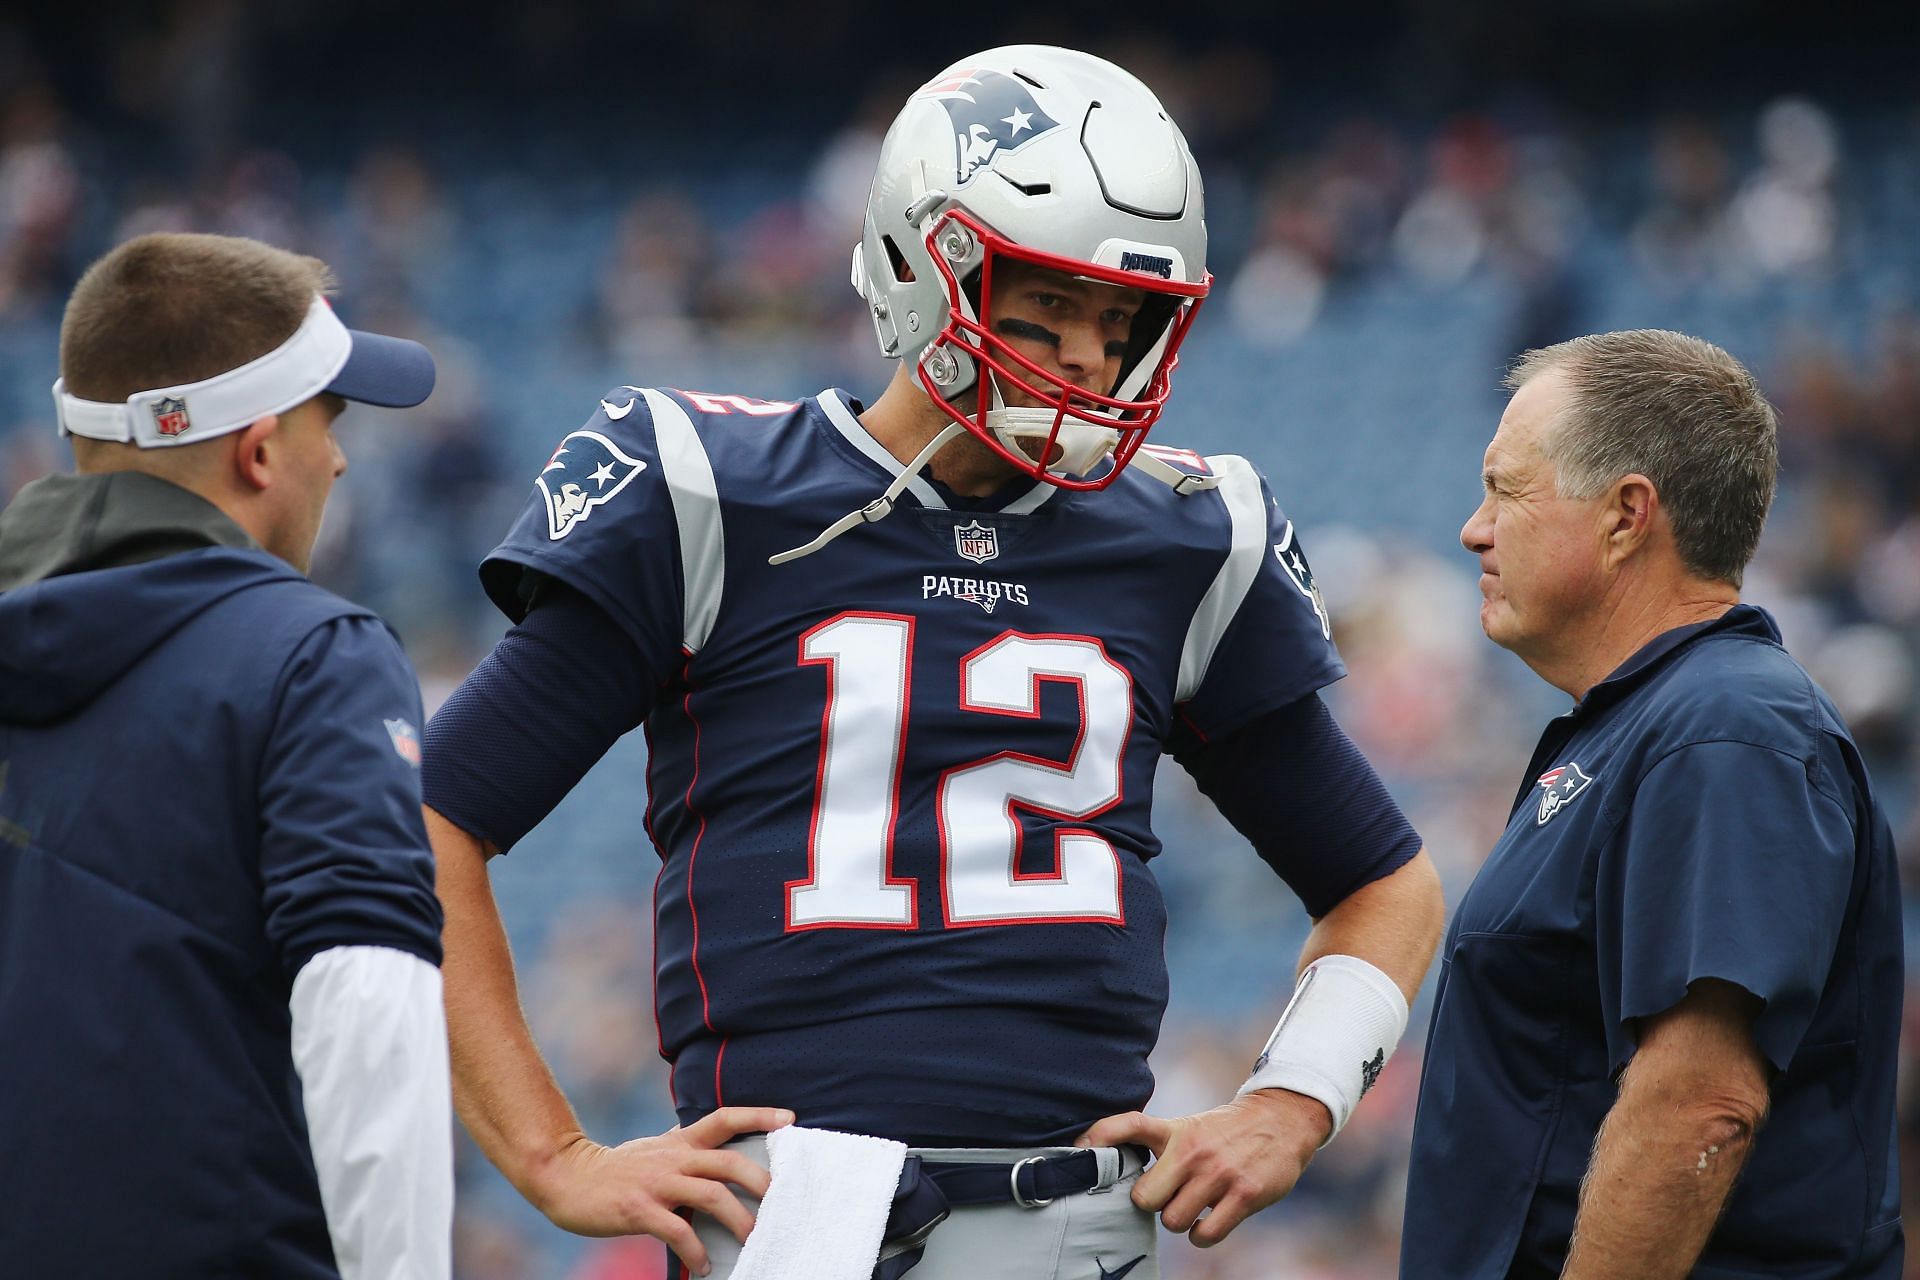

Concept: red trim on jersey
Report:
left=681, top=667, right=718, bottom=1036
left=643, top=720, right=675, bottom=1097
left=1175, top=705, right=1210, bottom=745
left=936, top=630, right=1132, bottom=928
left=788, top=611, right=921, bottom=931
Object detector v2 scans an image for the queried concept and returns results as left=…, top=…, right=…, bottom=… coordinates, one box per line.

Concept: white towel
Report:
left=730, top=1125, right=908, bottom=1280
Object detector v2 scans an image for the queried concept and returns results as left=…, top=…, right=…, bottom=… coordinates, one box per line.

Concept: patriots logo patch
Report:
left=1536, top=762, right=1595, bottom=825
left=537, top=430, right=647, bottom=540
left=1274, top=520, right=1331, bottom=640
left=920, top=67, right=1062, bottom=185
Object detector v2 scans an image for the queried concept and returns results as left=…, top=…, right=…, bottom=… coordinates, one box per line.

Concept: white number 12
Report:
left=787, top=613, right=1131, bottom=931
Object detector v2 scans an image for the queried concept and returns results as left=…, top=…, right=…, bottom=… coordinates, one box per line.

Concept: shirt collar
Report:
left=1575, top=602, right=1780, bottom=714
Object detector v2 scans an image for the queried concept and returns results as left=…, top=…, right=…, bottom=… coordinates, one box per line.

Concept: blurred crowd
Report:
left=3, top=12, right=1919, bottom=1278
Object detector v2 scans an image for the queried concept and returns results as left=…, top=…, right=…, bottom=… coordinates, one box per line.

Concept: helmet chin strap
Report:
left=979, top=367, right=1218, bottom=493
left=977, top=365, right=1119, bottom=479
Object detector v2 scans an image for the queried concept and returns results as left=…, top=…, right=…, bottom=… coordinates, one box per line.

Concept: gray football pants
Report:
left=688, top=1137, right=1159, bottom=1280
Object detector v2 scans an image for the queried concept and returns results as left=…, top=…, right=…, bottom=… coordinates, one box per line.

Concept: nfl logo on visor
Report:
left=954, top=519, right=999, bottom=564
left=151, top=396, right=191, bottom=437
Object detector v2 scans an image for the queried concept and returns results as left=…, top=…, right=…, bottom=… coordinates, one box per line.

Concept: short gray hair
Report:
left=1508, top=330, right=1778, bottom=587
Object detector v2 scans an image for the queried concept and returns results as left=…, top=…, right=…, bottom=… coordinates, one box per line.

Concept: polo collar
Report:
left=1575, top=603, right=1779, bottom=715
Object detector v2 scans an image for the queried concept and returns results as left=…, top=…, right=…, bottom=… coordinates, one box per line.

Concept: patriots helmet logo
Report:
left=537, top=429, right=648, bottom=540
left=920, top=68, right=1062, bottom=185
left=1536, top=762, right=1595, bottom=826
left=1274, top=520, right=1331, bottom=640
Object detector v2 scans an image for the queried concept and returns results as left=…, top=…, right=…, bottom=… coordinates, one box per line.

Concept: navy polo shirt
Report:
left=1403, top=605, right=1903, bottom=1279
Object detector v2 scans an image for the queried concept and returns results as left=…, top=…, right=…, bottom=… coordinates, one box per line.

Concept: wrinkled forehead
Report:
left=1486, top=367, right=1572, bottom=474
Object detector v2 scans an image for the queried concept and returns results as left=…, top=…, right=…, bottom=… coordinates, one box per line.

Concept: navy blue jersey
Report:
left=1402, top=607, right=1903, bottom=1279
left=472, top=387, right=1342, bottom=1146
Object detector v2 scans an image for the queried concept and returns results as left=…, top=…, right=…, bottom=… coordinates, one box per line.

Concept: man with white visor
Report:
left=0, top=231, right=451, bottom=1280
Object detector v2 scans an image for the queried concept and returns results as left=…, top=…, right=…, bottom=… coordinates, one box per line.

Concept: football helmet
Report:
left=852, top=46, right=1210, bottom=490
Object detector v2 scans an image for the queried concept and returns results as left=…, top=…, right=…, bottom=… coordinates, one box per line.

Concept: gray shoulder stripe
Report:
left=1176, top=454, right=1266, bottom=703
left=643, top=389, right=724, bottom=653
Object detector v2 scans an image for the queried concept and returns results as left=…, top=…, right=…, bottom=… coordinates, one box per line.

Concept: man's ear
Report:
left=1602, top=472, right=1658, bottom=563
left=229, top=415, right=282, bottom=492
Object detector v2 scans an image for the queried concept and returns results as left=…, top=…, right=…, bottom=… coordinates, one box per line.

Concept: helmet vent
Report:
left=1012, top=69, right=1047, bottom=89
left=882, top=235, right=915, bottom=284
left=994, top=171, right=1052, bottom=197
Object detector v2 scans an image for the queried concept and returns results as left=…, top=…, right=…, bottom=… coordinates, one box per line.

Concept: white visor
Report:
left=54, top=296, right=358, bottom=449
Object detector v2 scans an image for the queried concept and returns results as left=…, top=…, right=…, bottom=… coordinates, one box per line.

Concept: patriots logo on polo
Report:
left=1274, top=520, right=1331, bottom=640
left=953, top=518, right=999, bottom=564
left=920, top=68, right=1062, bottom=185
left=151, top=396, right=191, bottom=437
left=537, top=429, right=648, bottom=540
left=1536, top=761, right=1595, bottom=826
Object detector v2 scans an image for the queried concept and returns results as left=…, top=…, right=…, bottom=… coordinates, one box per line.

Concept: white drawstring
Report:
left=769, top=422, right=969, bottom=564
left=767, top=423, right=1218, bottom=566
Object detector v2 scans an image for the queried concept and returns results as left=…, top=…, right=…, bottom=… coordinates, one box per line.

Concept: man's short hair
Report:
left=60, top=232, right=337, bottom=404
left=1508, top=330, right=1779, bottom=587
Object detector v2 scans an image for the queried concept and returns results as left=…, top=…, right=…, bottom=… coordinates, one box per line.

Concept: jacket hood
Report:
left=0, top=473, right=303, bottom=723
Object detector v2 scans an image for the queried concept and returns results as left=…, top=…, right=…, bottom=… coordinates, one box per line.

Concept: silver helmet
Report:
left=852, top=46, right=1210, bottom=489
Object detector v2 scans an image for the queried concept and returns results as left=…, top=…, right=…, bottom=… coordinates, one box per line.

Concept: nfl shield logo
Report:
left=954, top=519, right=999, bottom=564
left=151, top=396, right=191, bottom=437
left=384, top=718, right=422, bottom=767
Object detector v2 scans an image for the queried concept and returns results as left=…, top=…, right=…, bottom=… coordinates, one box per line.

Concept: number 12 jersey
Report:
left=473, top=386, right=1342, bottom=1146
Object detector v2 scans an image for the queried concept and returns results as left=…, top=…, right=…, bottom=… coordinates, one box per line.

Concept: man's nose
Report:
left=1461, top=495, right=1493, bottom=555
left=1055, top=321, right=1106, bottom=381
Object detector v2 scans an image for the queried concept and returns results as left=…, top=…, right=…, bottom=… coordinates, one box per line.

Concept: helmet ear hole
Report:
left=881, top=235, right=915, bottom=284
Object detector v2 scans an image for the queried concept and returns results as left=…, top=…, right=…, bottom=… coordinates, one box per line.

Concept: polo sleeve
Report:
left=260, top=615, right=444, bottom=983
left=1595, top=740, right=1855, bottom=1072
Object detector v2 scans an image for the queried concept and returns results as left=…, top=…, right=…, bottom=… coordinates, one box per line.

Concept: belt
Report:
left=875, top=1146, right=1144, bottom=1279
left=920, top=1146, right=1136, bottom=1208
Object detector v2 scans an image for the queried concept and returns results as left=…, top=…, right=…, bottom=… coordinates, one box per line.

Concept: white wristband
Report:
left=1237, top=954, right=1409, bottom=1144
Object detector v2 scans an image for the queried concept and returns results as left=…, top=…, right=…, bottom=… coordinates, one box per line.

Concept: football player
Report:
left=423, top=46, right=1444, bottom=1279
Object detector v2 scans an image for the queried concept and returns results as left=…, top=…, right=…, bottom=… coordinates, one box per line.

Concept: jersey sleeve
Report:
left=1596, top=741, right=1857, bottom=1073
left=421, top=584, right=659, bottom=853
left=1174, top=694, right=1422, bottom=916
left=477, top=387, right=687, bottom=674
left=1174, top=458, right=1345, bottom=743
left=260, top=615, right=444, bottom=983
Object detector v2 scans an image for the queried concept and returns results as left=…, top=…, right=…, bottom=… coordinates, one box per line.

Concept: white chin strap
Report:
left=984, top=404, right=1119, bottom=478
left=53, top=295, right=351, bottom=448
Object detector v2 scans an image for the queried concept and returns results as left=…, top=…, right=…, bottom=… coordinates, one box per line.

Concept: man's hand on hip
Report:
left=1076, top=1089, right=1329, bottom=1246
left=531, top=1107, right=793, bottom=1276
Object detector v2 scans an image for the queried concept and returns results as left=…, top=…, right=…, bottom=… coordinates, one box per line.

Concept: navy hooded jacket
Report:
left=0, top=472, right=443, bottom=1279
